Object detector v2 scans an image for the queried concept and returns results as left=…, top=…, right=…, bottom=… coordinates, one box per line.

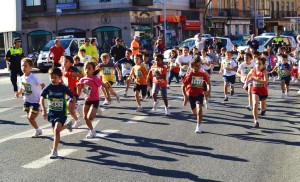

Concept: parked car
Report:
left=282, top=30, right=300, bottom=40
left=260, top=32, right=276, bottom=36
left=164, top=36, right=233, bottom=59
left=237, top=35, right=297, bottom=53
left=37, top=35, right=97, bottom=72
left=228, top=34, right=250, bottom=46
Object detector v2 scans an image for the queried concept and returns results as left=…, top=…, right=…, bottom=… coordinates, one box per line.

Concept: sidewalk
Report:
left=0, top=68, right=40, bottom=77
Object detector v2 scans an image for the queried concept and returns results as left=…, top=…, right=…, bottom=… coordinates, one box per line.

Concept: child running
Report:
left=77, top=61, right=109, bottom=138
left=237, top=52, right=255, bottom=110
left=98, top=53, right=121, bottom=105
left=219, top=51, right=238, bottom=101
left=60, top=56, right=83, bottom=128
left=176, top=46, right=192, bottom=79
left=244, top=57, right=268, bottom=128
left=167, top=49, right=180, bottom=86
left=141, top=53, right=153, bottom=98
left=270, top=54, right=291, bottom=98
left=16, top=58, right=45, bottom=137
left=182, top=56, right=210, bottom=133
left=147, top=54, right=170, bottom=115
left=40, top=67, right=74, bottom=159
left=128, top=53, right=148, bottom=111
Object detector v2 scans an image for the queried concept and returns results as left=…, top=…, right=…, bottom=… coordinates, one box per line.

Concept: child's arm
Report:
left=40, top=97, right=47, bottom=120
left=219, top=62, right=224, bottom=74
left=114, top=65, right=122, bottom=81
left=243, top=70, right=253, bottom=90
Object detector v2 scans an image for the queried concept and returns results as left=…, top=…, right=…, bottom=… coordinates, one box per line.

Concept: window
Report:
left=26, top=0, right=41, bottom=6
left=27, top=30, right=52, bottom=54
left=58, top=0, right=76, bottom=3
left=99, top=0, right=111, bottom=2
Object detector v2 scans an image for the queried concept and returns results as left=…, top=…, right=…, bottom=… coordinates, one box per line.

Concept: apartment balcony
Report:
left=271, top=11, right=297, bottom=18
left=207, top=8, right=251, bottom=19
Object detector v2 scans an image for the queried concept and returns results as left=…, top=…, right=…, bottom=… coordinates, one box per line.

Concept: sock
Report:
left=225, top=95, right=228, bottom=98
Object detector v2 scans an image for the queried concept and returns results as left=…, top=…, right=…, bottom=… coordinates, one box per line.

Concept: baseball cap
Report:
left=85, top=38, right=90, bottom=42
left=134, top=35, right=140, bottom=39
left=14, top=38, right=21, bottom=43
left=115, top=37, right=122, bottom=42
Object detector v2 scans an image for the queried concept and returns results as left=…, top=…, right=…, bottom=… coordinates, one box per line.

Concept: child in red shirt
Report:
left=147, top=54, right=170, bottom=115
left=244, top=57, right=268, bottom=128
left=61, top=56, right=83, bottom=128
left=182, top=56, right=210, bottom=133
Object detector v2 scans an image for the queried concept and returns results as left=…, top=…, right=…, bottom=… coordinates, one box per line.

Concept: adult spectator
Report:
left=212, top=37, right=223, bottom=54
left=272, top=33, right=284, bottom=53
left=110, top=37, right=126, bottom=63
left=247, top=34, right=259, bottom=51
left=154, top=39, right=163, bottom=54
left=195, top=33, right=205, bottom=54
left=78, top=38, right=99, bottom=62
left=48, top=39, right=65, bottom=67
left=5, top=37, right=24, bottom=95
left=91, top=38, right=99, bottom=60
left=130, top=35, right=141, bottom=58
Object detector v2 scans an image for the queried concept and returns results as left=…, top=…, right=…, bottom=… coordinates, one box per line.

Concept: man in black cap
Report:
left=5, top=37, right=24, bottom=95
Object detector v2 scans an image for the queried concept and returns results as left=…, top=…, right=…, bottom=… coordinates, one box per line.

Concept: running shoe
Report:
left=116, top=94, right=121, bottom=103
left=253, top=122, right=260, bottom=128
left=152, top=102, right=159, bottom=111
left=72, top=120, right=82, bottom=129
left=281, top=93, right=285, bottom=98
left=50, top=150, right=58, bottom=159
left=295, top=79, right=298, bottom=83
left=103, top=99, right=111, bottom=105
left=67, top=120, right=73, bottom=132
left=260, top=110, right=266, bottom=116
left=165, top=107, right=170, bottom=115
left=195, top=124, right=202, bottom=133
left=297, top=90, right=300, bottom=95
left=123, top=92, right=127, bottom=97
left=135, top=107, right=143, bottom=112
left=86, top=130, right=97, bottom=139
left=224, top=97, right=229, bottom=102
left=246, top=105, right=252, bottom=111
left=230, top=90, right=234, bottom=96
left=32, top=128, right=42, bottom=138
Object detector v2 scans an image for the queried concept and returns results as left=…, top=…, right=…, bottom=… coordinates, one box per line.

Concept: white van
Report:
left=37, top=35, right=96, bottom=72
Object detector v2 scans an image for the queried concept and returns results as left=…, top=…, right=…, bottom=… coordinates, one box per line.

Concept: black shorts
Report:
left=23, top=102, right=39, bottom=114
left=281, top=76, right=291, bottom=86
left=133, top=84, right=147, bottom=97
left=223, top=75, right=236, bottom=85
left=104, top=81, right=114, bottom=88
left=253, top=94, right=268, bottom=101
left=48, top=114, right=67, bottom=128
left=188, top=95, right=204, bottom=110
left=53, top=63, right=61, bottom=67
left=205, top=69, right=211, bottom=75
left=123, top=74, right=130, bottom=81
left=84, top=100, right=100, bottom=109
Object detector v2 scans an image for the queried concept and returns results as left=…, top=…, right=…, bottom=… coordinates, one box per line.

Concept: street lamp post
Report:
left=55, top=1, right=62, bottom=37
left=203, top=0, right=212, bottom=34
left=163, top=0, right=167, bottom=49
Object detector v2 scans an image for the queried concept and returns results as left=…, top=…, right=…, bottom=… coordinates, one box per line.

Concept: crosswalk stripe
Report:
left=0, top=106, right=18, bottom=114
left=82, top=129, right=119, bottom=141
left=124, top=116, right=148, bottom=123
left=22, top=149, right=78, bottom=169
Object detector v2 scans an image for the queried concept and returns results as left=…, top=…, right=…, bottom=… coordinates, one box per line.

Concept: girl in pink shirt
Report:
left=77, top=61, right=110, bottom=139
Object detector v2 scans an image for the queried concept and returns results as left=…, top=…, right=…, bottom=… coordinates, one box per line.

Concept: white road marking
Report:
left=0, top=106, right=18, bottom=114
left=124, top=116, right=148, bottom=123
left=0, top=97, right=16, bottom=103
left=22, top=149, right=78, bottom=169
left=82, top=129, right=119, bottom=141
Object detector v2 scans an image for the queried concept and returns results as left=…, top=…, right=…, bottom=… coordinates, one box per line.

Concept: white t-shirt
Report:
left=19, top=73, right=43, bottom=103
left=195, top=39, right=205, bottom=51
left=238, top=61, right=256, bottom=83
left=176, top=55, right=192, bottom=76
left=222, top=59, right=238, bottom=76
left=80, top=55, right=92, bottom=63
left=200, top=55, right=212, bottom=71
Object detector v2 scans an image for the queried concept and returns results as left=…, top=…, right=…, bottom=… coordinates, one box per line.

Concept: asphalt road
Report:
left=0, top=72, right=299, bottom=182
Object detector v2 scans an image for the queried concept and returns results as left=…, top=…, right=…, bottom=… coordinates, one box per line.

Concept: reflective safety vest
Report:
left=274, top=37, right=283, bottom=43
left=9, top=47, right=23, bottom=55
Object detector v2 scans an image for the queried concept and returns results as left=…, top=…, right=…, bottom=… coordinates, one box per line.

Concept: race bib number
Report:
left=49, top=98, right=64, bottom=111
left=83, top=85, right=91, bottom=96
left=244, top=66, right=253, bottom=76
left=134, top=68, right=142, bottom=77
left=22, top=82, right=32, bottom=95
left=103, top=67, right=112, bottom=76
left=191, top=76, right=203, bottom=88
left=253, top=77, right=262, bottom=87
left=181, top=63, right=189, bottom=72
left=152, top=67, right=162, bottom=77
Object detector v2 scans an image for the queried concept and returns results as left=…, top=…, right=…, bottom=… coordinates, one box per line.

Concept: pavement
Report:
left=0, top=68, right=40, bottom=76
left=0, top=72, right=299, bottom=182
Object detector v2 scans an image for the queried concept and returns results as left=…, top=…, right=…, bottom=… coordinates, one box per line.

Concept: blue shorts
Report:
left=152, top=84, right=167, bottom=98
left=188, top=95, right=204, bottom=110
left=223, top=75, right=236, bottom=85
left=23, top=102, right=40, bottom=114
left=48, top=114, right=67, bottom=128
left=281, top=76, right=291, bottom=86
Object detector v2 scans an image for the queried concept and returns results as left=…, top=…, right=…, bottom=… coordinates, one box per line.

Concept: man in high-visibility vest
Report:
left=272, top=33, right=283, bottom=52
left=5, top=38, right=24, bottom=95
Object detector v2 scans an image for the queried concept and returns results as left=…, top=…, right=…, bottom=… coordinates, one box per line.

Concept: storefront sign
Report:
left=159, top=16, right=186, bottom=23
left=101, top=14, right=111, bottom=24
left=135, top=11, right=154, bottom=24
left=56, top=3, right=78, bottom=10
left=22, top=22, right=38, bottom=29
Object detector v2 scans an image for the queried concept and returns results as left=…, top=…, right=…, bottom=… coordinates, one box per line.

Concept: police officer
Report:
left=5, top=37, right=24, bottom=94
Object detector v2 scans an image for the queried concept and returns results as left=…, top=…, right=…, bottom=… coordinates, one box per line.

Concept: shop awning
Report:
left=93, top=26, right=121, bottom=32
left=182, top=21, right=201, bottom=31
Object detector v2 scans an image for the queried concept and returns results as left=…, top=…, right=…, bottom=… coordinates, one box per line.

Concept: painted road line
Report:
left=22, top=149, right=78, bottom=169
left=0, top=106, right=18, bottom=114
left=0, top=120, right=100, bottom=144
left=124, top=116, right=148, bottom=123
left=0, top=97, right=16, bottom=103
left=82, top=129, right=119, bottom=141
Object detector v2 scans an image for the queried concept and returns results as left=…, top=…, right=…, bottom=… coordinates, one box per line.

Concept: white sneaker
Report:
left=165, top=107, right=170, bottom=115
left=292, top=77, right=295, bottom=82
left=86, top=130, right=97, bottom=139
left=285, top=92, right=288, bottom=97
left=72, top=120, right=82, bottom=129
left=295, top=79, right=298, bottom=83
left=152, top=102, right=159, bottom=111
left=281, top=93, right=286, bottom=98
left=273, top=77, right=276, bottom=82
left=67, top=120, right=73, bottom=132
left=76, top=104, right=83, bottom=116
left=32, top=128, right=42, bottom=138
left=50, top=150, right=58, bottom=159
left=103, top=99, right=111, bottom=105
left=135, top=106, right=143, bottom=112
left=203, top=99, right=209, bottom=109
left=116, top=94, right=121, bottom=103
left=297, top=90, right=300, bottom=95
left=195, top=124, right=202, bottom=133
